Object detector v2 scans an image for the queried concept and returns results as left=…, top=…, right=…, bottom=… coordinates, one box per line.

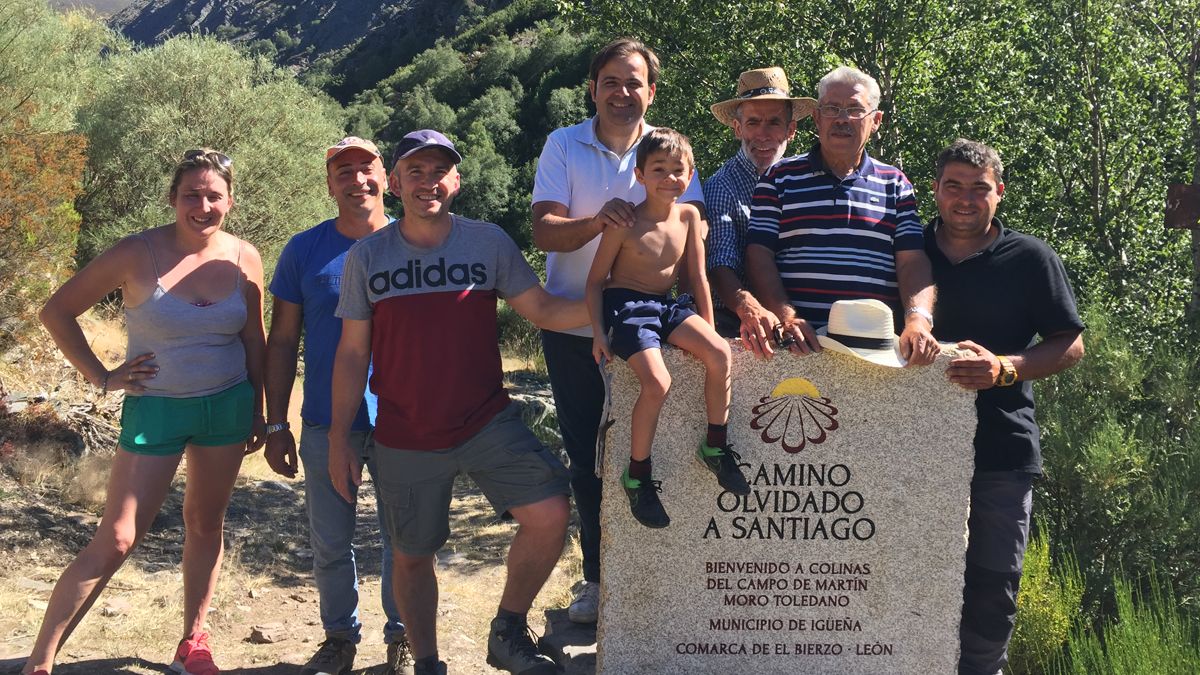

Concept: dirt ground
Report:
left=0, top=443, right=583, bottom=675
left=0, top=317, right=584, bottom=675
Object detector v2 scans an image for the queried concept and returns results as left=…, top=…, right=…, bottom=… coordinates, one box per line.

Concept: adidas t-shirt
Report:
left=336, top=215, right=539, bottom=450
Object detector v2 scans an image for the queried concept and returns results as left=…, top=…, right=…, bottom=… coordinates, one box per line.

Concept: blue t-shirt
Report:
left=269, top=218, right=383, bottom=431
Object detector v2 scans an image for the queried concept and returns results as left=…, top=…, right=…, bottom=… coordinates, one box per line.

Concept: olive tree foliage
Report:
left=0, top=1, right=113, bottom=350
left=75, top=36, right=346, bottom=278
left=0, top=0, right=116, bottom=136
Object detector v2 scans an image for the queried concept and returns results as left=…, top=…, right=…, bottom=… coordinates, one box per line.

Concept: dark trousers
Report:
left=541, top=330, right=604, bottom=583
left=959, top=471, right=1035, bottom=675
left=714, top=307, right=741, bottom=340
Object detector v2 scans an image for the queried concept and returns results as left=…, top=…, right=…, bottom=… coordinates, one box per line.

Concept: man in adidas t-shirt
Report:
left=330, top=129, right=585, bottom=675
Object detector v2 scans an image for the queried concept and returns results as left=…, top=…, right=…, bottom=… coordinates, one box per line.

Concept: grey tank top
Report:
left=124, top=234, right=249, bottom=398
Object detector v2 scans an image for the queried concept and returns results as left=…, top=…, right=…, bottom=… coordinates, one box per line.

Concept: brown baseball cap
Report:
left=325, top=136, right=383, bottom=164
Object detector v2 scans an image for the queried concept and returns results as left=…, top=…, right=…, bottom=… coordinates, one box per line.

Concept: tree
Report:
left=1000, top=0, right=1192, bottom=336
left=0, top=118, right=88, bottom=352
left=0, top=1, right=116, bottom=136
left=1129, top=0, right=1200, bottom=321
left=545, top=84, right=587, bottom=130
left=461, top=86, right=522, bottom=152
left=0, top=1, right=112, bottom=350
left=75, top=36, right=346, bottom=281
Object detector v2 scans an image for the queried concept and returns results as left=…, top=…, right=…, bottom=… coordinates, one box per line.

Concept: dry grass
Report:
left=7, top=443, right=110, bottom=513
left=0, top=471, right=586, bottom=674
left=0, top=533, right=294, bottom=669
left=0, top=312, right=587, bottom=674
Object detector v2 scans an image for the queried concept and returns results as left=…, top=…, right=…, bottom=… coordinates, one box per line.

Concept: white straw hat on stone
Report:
left=817, top=299, right=906, bottom=368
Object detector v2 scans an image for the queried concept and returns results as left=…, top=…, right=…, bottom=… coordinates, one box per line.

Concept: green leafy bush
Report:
left=1054, top=573, right=1200, bottom=674
left=75, top=36, right=346, bottom=281
left=1010, top=530, right=1083, bottom=674
left=1036, top=306, right=1200, bottom=621
left=0, top=2, right=110, bottom=350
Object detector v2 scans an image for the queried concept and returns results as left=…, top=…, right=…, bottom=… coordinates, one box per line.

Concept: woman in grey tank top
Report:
left=28, top=149, right=266, bottom=675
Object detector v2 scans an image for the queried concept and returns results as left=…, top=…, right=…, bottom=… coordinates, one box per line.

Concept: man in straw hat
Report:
left=704, top=67, right=816, bottom=353
left=926, top=138, right=1084, bottom=675
left=744, top=65, right=940, bottom=366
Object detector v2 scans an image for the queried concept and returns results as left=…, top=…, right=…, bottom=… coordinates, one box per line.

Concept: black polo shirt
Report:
left=926, top=218, right=1084, bottom=474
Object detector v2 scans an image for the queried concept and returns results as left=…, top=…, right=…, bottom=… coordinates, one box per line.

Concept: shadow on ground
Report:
left=0, top=656, right=160, bottom=674
left=0, top=656, right=314, bottom=674
left=0, top=656, right=413, bottom=675
left=0, top=467, right=522, bottom=586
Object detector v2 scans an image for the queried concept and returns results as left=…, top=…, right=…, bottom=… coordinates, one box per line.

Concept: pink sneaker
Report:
left=170, top=631, right=219, bottom=675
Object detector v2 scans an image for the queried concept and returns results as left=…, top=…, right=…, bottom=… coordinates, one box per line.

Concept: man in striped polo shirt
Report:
left=745, top=65, right=939, bottom=365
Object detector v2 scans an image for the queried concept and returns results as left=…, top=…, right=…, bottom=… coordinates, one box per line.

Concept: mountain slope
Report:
left=109, top=0, right=520, bottom=100
left=50, top=0, right=133, bottom=16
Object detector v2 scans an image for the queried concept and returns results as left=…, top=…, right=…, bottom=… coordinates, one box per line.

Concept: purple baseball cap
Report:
left=391, top=129, right=462, bottom=166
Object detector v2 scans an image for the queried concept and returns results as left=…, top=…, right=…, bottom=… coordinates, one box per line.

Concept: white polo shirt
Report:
left=532, top=116, right=705, bottom=336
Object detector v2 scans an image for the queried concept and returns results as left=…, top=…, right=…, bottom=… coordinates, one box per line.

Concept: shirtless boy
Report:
left=585, top=128, right=749, bottom=529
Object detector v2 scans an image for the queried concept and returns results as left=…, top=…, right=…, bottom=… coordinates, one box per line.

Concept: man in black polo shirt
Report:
left=926, top=138, right=1085, bottom=675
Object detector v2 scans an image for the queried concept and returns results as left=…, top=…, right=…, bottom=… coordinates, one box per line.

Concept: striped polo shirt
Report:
left=745, top=143, right=923, bottom=328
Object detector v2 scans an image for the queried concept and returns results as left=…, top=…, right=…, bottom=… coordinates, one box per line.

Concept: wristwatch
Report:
left=995, top=356, right=1018, bottom=387
left=265, top=421, right=290, bottom=435
left=905, top=306, right=934, bottom=329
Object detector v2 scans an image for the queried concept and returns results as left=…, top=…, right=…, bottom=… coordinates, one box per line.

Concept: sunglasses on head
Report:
left=182, top=149, right=233, bottom=169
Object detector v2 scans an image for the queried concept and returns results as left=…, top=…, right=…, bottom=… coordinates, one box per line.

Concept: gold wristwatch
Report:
left=995, top=355, right=1018, bottom=387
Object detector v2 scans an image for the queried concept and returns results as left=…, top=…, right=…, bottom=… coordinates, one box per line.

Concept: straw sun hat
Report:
left=816, top=299, right=909, bottom=368
left=710, top=67, right=818, bottom=128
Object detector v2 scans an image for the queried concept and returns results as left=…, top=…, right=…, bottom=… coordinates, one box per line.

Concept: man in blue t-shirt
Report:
left=265, top=137, right=411, bottom=675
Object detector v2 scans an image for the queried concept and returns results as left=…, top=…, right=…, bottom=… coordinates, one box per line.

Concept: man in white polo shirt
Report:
left=531, top=37, right=705, bottom=624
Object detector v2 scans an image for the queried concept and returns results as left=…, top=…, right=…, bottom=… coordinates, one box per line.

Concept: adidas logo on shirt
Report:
left=369, top=258, right=488, bottom=294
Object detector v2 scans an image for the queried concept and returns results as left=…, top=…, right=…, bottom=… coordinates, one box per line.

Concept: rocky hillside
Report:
left=50, top=0, right=133, bottom=16
left=109, top=0, right=521, bottom=100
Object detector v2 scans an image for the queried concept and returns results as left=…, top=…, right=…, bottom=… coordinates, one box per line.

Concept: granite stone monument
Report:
left=596, top=346, right=977, bottom=674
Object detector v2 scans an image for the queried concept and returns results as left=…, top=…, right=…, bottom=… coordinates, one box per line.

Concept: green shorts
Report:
left=119, top=380, right=253, bottom=456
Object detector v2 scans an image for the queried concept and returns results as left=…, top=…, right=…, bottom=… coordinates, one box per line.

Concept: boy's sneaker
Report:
left=170, top=631, right=219, bottom=675
left=412, top=660, right=447, bottom=675
left=486, top=617, right=561, bottom=674
left=300, top=635, right=356, bottom=675
left=567, top=580, right=599, bottom=624
left=385, top=634, right=415, bottom=675
left=622, top=469, right=670, bottom=528
left=697, top=442, right=751, bottom=495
